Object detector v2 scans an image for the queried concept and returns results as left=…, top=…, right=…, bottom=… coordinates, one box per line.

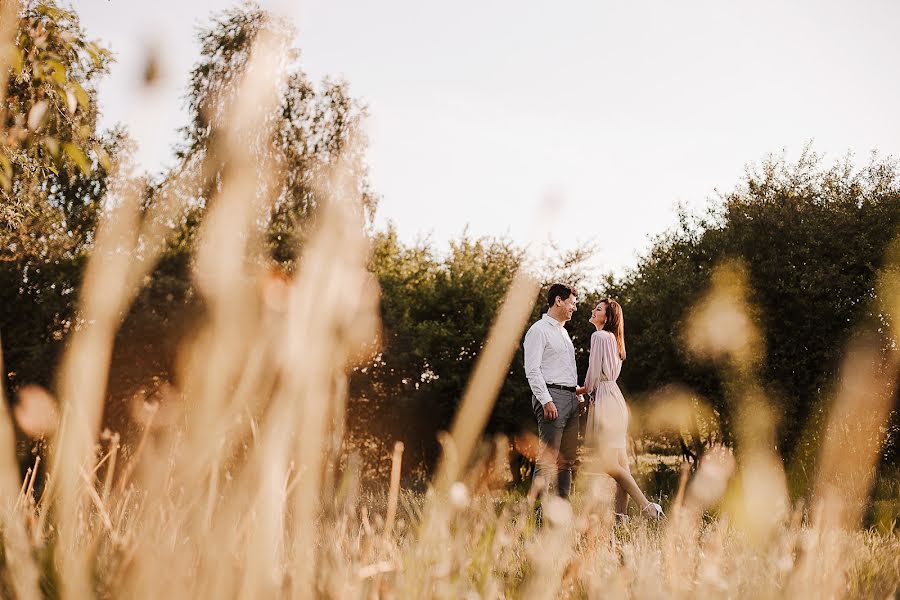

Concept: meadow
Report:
left=2, top=3, right=900, bottom=599
left=2, top=121, right=899, bottom=598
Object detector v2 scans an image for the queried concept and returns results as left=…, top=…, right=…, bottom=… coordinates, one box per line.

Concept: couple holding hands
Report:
left=523, top=283, right=664, bottom=521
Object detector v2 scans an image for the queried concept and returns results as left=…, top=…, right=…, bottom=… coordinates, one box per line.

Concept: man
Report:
left=523, top=282, right=581, bottom=505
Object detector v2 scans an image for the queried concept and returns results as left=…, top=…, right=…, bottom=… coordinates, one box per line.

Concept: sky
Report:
left=70, top=0, right=900, bottom=276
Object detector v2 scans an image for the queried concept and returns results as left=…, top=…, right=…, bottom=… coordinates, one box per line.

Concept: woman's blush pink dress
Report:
left=582, top=330, right=628, bottom=449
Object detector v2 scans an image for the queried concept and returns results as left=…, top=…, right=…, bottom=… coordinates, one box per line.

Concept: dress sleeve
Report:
left=582, top=331, right=605, bottom=392
left=598, top=330, right=622, bottom=382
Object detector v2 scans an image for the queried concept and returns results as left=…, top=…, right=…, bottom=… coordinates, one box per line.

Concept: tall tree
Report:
left=1, top=1, right=119, bottom=388
left=351, top=227, right=596, bottom=484
left=1, top=1, right=117, bottom=261
left=172, top=2, right=376, bottom=266
left=611, top=149, right=900, bottom=469
left=107, top=3, right=378, bottom=405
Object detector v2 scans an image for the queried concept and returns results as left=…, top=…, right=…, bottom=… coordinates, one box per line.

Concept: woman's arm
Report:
left=580, top=331, right=604, bottom=393
left=597, top=330, right=621, bottom=381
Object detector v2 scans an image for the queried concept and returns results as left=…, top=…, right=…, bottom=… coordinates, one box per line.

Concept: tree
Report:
left=106, top=3, right=379, bottom=406
left=1, top=1, right=120, bottom=389
left=173, top=2, right=376, bottom=266
left=2, top=1, right=377, bottom=420
left=348, top=229, right=524, bottom=481
left=1, top=1, right=116, bottom=261
left=610, top=148, right=900, bottom=469
left=349, top=227, right=597, bottom=485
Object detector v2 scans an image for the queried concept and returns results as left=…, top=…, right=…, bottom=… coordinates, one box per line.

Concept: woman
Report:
left=576, top=298, right=663, bottom=519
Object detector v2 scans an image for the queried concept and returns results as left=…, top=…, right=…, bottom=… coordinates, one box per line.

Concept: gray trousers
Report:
left=531, top=387, right=579, bottom=499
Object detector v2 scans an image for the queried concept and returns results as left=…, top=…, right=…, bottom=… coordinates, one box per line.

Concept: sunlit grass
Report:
left=1, top=5, right=899, bottom=600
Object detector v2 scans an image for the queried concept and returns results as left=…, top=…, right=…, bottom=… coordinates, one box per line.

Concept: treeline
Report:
left=609, top=151, right=900, bottom=480
left=3, top=3, right=899, bottom=489
left=352, top=153, right=900, bottom=484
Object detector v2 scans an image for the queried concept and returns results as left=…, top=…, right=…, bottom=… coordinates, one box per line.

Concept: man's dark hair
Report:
left=546, top=283, right=575, bottom=309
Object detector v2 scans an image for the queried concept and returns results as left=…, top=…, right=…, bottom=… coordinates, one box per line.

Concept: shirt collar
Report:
left=542, top=313, right=564, bottom=328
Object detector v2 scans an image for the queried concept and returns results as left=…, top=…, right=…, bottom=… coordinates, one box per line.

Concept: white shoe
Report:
left=642, top=502, right=665, bottom=520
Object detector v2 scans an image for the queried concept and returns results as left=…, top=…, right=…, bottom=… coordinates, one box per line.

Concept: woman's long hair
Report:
left=600, top=298, right=626, bottom=360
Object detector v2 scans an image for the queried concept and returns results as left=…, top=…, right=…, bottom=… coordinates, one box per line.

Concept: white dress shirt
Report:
left=523, top=313, right=578, bottom=406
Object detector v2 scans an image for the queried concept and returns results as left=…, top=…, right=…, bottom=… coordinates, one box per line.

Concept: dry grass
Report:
left=1, top=8, right=899, bottom=600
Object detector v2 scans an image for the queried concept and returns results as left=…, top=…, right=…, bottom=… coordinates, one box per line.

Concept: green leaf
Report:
left=0, top=153, right=12, bottom=178
left=71, top=83, right=90, bottom=111
left=93, top=143, right=112, bottom=172
left=6, top=45, right=24, bottom=77
left=84, top=42, right=105, bottom=70
left=36, top=5, right=61, bottom=18
left=62, top=142, right=91, bottom=176
left=45, top=59, right=67, bottom=85
left=54, top=86, right=67, bottom=107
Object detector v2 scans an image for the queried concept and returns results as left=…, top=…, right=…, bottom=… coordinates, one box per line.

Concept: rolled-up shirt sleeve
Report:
left=524, top=325, right=552, bottom=406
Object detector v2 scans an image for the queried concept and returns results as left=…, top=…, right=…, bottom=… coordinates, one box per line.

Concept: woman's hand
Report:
left=575, top=386, right=587, bottom=396
left=577, top=394, right=589, bottom=416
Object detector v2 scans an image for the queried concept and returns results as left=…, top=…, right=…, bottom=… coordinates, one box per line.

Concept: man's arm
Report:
left=524, top=325, right=552, bottom=406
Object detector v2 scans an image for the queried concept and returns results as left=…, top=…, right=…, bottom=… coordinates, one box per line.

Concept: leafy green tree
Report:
left=106, top=3, right=378, bottom=416
left=611, top=149, right=900, bottom=469
left=2, top=1, right=376, bottom=406
left=351, top=227, right=597, bottom=484
left=173, top=3, right=376, bottom=265
left=1, top=1, right=116, bottom=260
left=352, top=229, right=524, bottom=477
left=1, top=1, right=119, bottom=388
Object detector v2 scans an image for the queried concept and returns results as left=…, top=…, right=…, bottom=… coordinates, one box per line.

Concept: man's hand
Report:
left=542, top=400, right=558, bottom=421
left=575, top=386, right=587, bottom=396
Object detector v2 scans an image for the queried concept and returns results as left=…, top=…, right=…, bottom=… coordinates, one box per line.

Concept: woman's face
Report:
left=590, top=302, right=607, bottom=328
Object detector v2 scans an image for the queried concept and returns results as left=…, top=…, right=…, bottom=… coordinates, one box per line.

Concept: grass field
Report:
left=1, top=14, right=899, bottom=599
left=6, top=439, right=900, bottom=599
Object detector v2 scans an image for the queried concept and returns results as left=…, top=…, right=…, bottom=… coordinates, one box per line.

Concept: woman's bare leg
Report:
left=614, top=448, right=630, bottom=514
left=601, top=448, right=650, bottom=509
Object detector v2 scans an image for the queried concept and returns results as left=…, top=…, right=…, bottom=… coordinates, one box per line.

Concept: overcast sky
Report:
left=71, top=0, right=900, bottom=275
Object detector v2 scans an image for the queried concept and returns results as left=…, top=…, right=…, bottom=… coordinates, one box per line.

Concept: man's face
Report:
left=558, top=295, right=577, bottom=322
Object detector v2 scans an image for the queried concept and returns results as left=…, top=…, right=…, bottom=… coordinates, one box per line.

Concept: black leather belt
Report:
left=546, top=383, right=576, bottom=393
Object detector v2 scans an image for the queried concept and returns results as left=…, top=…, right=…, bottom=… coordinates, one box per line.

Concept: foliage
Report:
left=609, top=148, right=900, bottom=467
left=1, top=1, right=117, bottom=261
left=0, top=1, right=120, bottom=394
left=174, top=2, right=376, bottom=265
left=348, top=226, right=598, bottom=484
left=102, top=3, right=380, bottom=404
left=5, top=3, right=900, bottom=500
left=1, top=2, right=376, bottom=397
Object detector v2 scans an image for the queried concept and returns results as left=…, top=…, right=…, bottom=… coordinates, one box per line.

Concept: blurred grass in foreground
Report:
left=0, top=3, right=899, bottom=599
